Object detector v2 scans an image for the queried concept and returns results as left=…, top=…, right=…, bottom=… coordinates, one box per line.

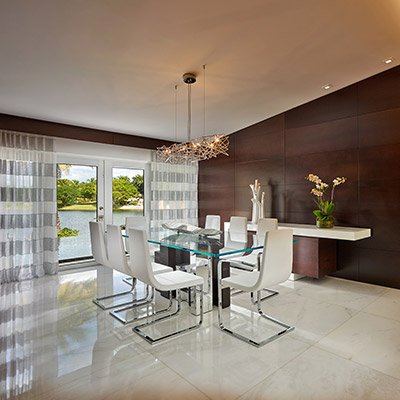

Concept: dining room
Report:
left=1, top=1, right=400, bottom=399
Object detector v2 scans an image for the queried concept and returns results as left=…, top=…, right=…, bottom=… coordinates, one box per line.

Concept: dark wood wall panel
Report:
left=0, top=113, right=173, bottom=150
left=285, top=150, right=359, bottom=185
left=199, top=65, right=400, bottom=290
left=359, top=248, right=400, bottom=288
left=235, top=158, right=284, bottom=187
left=359, top=143, right=400, bottom=181
left=285, top=85, right=358, bottom=129
left=234, top=119, right=284, bottom=162
left=358, top=108, right=400, bottom=148
left=357, top=67, right=400, bottom=114
left=285, top=117, right=358, bottom=157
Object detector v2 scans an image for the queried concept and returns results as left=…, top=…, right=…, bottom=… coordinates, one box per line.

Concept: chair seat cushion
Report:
left=154, top=270, right=204, bottom=291
left=222, top=271, right=260, bottom=291
left=151, top=262, right=173, bottom=274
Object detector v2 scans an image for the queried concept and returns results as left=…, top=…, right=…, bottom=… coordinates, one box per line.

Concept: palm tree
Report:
left=56, top=164, right=71, bottom=233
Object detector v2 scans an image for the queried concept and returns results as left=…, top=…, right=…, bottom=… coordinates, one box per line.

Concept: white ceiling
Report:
left=1, top=0, right=400, bottom=142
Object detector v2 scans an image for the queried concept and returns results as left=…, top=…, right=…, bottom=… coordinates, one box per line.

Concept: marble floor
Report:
left=1, top=266, right=400, bottom=400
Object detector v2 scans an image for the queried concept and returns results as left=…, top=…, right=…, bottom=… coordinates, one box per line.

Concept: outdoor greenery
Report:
left=57, top=166, right=144, bottom=238
left=57, top=174, right=144, bottom=208
left=58, top=227, right=80, bottom=237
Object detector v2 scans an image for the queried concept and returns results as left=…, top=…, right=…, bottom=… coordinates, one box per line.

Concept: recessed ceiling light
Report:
left=383, top=57, right=394, bottom=64
left=322, top=84, right=332, bottom=90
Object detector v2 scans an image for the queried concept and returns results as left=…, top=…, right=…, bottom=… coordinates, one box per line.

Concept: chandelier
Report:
left=156, top=68, right=229, bottom=163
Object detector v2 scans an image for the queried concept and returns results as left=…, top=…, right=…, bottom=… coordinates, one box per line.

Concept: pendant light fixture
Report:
left=156, top=65, right=229, bottom=163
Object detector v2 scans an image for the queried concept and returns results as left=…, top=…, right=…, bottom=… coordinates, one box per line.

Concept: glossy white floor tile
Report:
left=317, top=311, right=400, bottom=380
left=1, top=266, right=399, bottom=400
left=239, top=347, right=400, bottom=400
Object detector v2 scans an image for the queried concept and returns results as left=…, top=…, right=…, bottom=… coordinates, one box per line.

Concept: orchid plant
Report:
left=305, top=174, right=346, bottom=224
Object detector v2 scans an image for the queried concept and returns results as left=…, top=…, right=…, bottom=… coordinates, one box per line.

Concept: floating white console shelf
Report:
left=224, top=222, right=371, bottom=241
left=277, top=223, right=371, bottom=241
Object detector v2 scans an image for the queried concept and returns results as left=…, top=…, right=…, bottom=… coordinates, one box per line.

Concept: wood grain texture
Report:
left=359, top=143, right=400, bottom=182
left=357, top=66, right=400, bottom=115
left=285, top=117, right=358, bottom=157
left=358, top=107, right=400, bottom=148
left=234, top=115, right=284, bottom=163
left=359, top=248, right=400, bottom=288
left=285, top=85, right=357, bottom=129
left=235, top=158, right=284, bottom=187
left=0, top=113, right=173, bottom=150
left=292, top=237, right=337, bottom=278
left=198, top=65, right=400, bottom=289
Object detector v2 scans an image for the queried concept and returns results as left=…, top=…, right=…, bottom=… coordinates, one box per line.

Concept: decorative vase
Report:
left=251, top=198, right=259, bottom=224
left=316, top=217, right=335, bottom=229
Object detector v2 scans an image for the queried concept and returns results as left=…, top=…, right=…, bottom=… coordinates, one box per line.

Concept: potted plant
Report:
left=305, top=174, right=346, bottom=228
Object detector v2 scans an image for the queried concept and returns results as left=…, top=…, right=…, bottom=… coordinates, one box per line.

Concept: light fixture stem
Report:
left=174, top=85, right=178, bottom=142
left=203, top=64, right=206, bottom=136
left=187, top=82, right=191, bottom=141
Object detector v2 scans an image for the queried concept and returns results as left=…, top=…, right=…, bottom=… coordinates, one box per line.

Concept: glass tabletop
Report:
left=123, top=227, right=264, bottom=258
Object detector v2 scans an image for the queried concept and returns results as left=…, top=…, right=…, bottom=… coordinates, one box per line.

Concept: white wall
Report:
left=54, top=137, right=152, bottom=163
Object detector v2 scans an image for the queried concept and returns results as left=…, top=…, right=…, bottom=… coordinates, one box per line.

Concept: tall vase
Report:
left=259, top=192, right=265, bottom=219
left=251, top=199, right=259, bottom=224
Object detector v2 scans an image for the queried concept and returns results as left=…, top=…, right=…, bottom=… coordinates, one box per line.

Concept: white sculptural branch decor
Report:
left=250, top=179, right=265, bottom=224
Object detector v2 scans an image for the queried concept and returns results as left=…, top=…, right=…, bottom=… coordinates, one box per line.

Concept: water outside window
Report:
left=112, top=167, right=144, bottom=225
left=57, top=164, right=97, bottom=261
left=57, top=164, right=145, bottom=262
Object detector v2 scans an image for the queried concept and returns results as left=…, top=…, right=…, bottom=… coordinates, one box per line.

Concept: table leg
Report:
left=212, top=257, right=230, bottom=308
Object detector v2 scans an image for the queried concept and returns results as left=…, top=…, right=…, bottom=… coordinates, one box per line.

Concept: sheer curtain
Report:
left=150, top=161, right=198, bottom=229
left=0, top=130, right=58, bottom=283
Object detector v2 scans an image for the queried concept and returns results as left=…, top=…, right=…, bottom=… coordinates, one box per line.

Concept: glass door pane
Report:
left=112, top=167, right=144, bottom=225
left=57, top=164, right=98, bottom=262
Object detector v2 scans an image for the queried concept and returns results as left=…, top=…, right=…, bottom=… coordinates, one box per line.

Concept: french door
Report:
left=56, top=156, right=146, bottom=265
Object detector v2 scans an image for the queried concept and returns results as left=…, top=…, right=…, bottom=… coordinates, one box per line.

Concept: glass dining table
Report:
left=129, top=227, right=266, bottom=311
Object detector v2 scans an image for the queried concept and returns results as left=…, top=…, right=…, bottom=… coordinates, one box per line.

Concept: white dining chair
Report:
left=228, top=218, right=278, bottom=270
left=128, top=228, right=204, bottom=345
left=217, top=228, right=294, bottom=347
left=205, top=215, right=220, bottom=230
left=124, top=215, right=148, bottom=253
left=219, top=216, right=248, bottom=257
left=106, top=224, right=173, bottom=324
left=90, top=221, right=137, bottom=310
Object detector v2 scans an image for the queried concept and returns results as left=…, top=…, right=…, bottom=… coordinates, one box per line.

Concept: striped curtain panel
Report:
left=0, top=130, right=58, bottom=283
left=150, top=161, right=198, bottom=229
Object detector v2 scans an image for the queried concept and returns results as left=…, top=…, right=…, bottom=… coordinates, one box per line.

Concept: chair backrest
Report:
left=205, top=215, right=220, bottom=230
left=257, top=218, right=278, bottom=235
left=125, top=216, right=148, bottom=231
left=256, top=229, right=293, bottom=290
left=253, top=218, right=278, bottom=247
left=126, top=228, right=159, bottom=288
left=229, top=216, right=247, bottom=234
left=89, top=221, right=110, bottom=267
left=106, top=224, right=130, bottom=275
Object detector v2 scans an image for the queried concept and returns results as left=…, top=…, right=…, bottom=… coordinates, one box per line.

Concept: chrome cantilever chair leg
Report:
left=250, top=289, right=279, bottom=304
left=110, top=286, right=174, bottom=325
left=133, top=285, right=203, bottom=345
left=217, top=261, right=294, bottom=348
left=93, top=277, right=142, bottom=310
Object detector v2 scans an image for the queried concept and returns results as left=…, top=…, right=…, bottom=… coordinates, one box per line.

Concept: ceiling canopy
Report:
left=0, top=0, right=399, bottom=141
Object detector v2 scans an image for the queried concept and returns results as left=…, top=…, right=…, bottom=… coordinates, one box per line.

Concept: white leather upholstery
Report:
left=127, top=228, right=203, bottom=292
left=89, top=221, right=111, bottom=268
left=205, top=215, right=220, bottom=230
left=222, top=229, right=293, bottom=292
left=107, top=224, right=172, bottom=276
